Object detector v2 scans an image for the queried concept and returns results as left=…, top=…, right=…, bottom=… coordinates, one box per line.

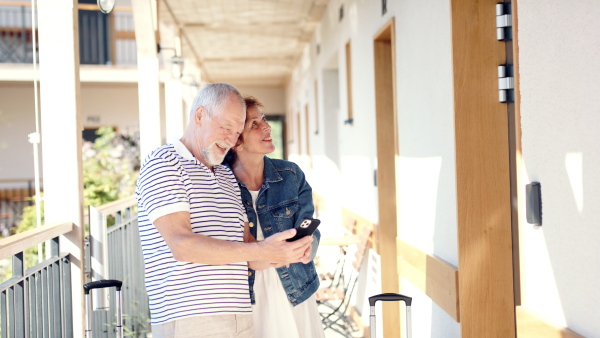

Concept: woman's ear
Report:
left=233, top=135, right=244, bottom=150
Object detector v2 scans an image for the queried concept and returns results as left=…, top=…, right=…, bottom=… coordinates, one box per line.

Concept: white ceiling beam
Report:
left=203, top=57, right=294, bottom=63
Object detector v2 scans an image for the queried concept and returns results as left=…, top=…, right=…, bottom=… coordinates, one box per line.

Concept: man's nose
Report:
left=225, top=133, right=238, bottom=147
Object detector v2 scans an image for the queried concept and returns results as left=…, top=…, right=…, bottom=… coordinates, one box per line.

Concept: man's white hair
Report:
left=189, top=83, right=245, bottom=120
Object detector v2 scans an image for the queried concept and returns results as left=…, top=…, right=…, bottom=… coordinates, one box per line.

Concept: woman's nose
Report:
left=262, top=121, right=271, bottom=132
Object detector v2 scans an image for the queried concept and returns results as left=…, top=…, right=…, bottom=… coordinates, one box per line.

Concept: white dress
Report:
left=248, top=190, right=326, bottom=338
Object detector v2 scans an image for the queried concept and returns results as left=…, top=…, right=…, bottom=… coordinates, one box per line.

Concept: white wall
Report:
left=285, top=0, right=459, bottom=336
left=0, top=82, right=145, bottom=181
left=235, top=86, right=286, bottom=115
left=80, top=83, right=140, bottom=133
left=517, top=1, right=600, bottom=336
left=0, top=82, right=37, bottom=181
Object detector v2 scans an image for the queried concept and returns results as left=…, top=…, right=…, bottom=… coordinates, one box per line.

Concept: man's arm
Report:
left=154, top=211, right=313, bottom=265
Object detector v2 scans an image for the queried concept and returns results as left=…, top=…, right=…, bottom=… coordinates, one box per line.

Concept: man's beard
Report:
left=200, top=142, right=229, bottom=167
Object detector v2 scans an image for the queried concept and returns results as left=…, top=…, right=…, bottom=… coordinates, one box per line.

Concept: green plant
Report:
left=82, top=127, right=140, bottom=209
left=1, top=127, right=140, bottom=279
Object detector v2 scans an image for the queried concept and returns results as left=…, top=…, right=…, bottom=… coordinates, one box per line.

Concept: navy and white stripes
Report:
left=136, top=141, right=251, bottom=325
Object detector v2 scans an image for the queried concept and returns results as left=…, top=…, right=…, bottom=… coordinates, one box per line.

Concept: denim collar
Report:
left=262, top=156, right=283, bottom=184
left=233, top=156, right=283, bottom=189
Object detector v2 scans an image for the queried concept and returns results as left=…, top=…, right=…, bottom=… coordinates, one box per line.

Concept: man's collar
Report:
left=171, top=138, right=196, bottom=162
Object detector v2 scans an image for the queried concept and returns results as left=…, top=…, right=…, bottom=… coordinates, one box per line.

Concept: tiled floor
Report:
left=322, top=320, right=363, bottom=338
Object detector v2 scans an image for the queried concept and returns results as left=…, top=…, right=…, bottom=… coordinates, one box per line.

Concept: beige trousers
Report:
left=151, top=313, right=254, bottom=338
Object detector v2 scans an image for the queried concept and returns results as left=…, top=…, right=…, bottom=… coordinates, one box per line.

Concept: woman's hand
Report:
left=299, top=237, right=313, bottom=264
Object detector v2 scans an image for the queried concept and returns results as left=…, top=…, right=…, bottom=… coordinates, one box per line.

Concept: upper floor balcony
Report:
left=0, top=1, right=136, bottom=67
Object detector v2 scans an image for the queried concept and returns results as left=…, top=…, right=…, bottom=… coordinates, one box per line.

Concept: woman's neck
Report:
left=232, top=154, right=265, bottom=191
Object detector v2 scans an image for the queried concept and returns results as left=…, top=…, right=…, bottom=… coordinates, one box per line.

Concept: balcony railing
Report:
left=0, top=196, right=148, bottom=337
left=0, top=179, right=39, bottom=237
left=0, top=2, right=136, bottom=65
left=0, top=3, right=35, bottom=63
left=87, top=196, right=149, bottom=337
left=0, top=221, right=74, bottom=337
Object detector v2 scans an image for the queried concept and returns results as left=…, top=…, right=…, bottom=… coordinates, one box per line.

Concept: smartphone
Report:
left=286, top=218, right=321, bottom=242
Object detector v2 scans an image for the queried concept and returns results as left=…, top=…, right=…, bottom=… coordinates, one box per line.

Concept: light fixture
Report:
left=158, top=45, right=185, bottom=79
left=170, top=56, right=185, bottom=79
left=97, top=0, right=116, bottom=14
left=181, top=75, right=200, bottom=90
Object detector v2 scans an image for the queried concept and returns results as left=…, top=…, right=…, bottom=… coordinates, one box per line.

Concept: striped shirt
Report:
left=135, top=140, right=251, bottom=325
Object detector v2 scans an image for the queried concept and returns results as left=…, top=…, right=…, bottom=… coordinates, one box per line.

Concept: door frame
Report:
left=373, top=17, right=401, bottom=338
left=450, top=1, right=516, bottom=336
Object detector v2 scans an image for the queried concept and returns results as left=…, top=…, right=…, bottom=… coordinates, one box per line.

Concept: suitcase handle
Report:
left=369, top=293, right=413, bottom=338
left=369, top=292, right=412, bottom=306
left=84, top=279, right=123, bottom=294
left=84, top=280, right=123, bottom=338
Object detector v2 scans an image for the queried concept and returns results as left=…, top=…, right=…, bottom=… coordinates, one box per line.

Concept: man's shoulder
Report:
left=141, top=144, right=180, bottom=167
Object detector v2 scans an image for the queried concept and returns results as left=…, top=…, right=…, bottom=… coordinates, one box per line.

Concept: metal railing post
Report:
left=88, top=205, right=109, bottom=310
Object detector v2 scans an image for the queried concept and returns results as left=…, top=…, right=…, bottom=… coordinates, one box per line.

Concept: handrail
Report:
left=0, top=221, right=73, bottom=259
left=0, top=178, right=40, bottom=184
left=0, top=1, right=132, bottom=11
left=94, top=195, right=136, bottom=215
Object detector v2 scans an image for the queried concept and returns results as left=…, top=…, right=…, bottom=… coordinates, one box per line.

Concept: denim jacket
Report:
left=236, top=157, right=321, bottom=306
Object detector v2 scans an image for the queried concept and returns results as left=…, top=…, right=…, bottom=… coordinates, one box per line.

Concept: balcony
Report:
left=0, top=2, right=136, bottom=66
left=0, top=197, right=149, bottom=337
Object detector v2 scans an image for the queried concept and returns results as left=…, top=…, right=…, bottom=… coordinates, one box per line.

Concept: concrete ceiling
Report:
left=159, top=0, right=329, bottom=87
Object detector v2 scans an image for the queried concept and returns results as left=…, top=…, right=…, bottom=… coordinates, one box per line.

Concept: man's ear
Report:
left=194, top=106, right=204, bottom=126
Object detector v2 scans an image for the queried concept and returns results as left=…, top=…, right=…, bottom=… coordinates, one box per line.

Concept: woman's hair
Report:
left=222, top=96, right=265, bottom=166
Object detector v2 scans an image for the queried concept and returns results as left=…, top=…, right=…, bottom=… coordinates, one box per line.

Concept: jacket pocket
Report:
left=270, top=201, right=299, bottom=219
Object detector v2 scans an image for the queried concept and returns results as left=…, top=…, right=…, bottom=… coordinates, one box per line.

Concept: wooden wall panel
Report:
left=397, top=239, right=460, bottom=322
left=345, top=41, right=353, bottom=122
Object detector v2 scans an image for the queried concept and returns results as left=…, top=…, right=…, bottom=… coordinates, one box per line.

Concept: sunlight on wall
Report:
left=341, top=155, right=377, bottom=220
left=400, top=279, right=433, bottom=338
left=398, top=156, right=443, bottom=253
left=565, top=152, right=583, bottom=212
left=310, top=154, right=342, bottom=210
left=520, top=164, right=567, bottom=328
left=521, top=227, right=568, bottom=327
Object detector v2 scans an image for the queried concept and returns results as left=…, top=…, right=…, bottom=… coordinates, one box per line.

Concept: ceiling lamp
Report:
left=98, top=0, right=116, bottom=14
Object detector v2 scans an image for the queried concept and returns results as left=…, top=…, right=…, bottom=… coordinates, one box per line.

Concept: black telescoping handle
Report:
left=83, top=279, right=123, bottom=294
left=369, top=293, right=412, bottom=307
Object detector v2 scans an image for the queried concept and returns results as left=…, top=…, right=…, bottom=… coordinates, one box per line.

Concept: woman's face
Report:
left=238, top=105, right=275, bottom=155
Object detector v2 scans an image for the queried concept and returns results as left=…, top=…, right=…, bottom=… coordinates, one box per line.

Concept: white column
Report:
left=132, top=0, right=162, bottom=158
left=165, top=80, right=185, bottom=141
left=37, top=0, right=85, bottom=335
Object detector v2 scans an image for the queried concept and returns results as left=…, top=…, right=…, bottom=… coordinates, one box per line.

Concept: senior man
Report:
left=136, top=83, right=313, bottom=337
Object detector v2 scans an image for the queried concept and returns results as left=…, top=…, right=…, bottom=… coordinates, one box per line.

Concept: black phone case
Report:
left=286, top=218, right=321, bottom=242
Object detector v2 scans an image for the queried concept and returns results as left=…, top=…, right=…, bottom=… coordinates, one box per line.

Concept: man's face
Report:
left=195, top=95, right=245, bottom=167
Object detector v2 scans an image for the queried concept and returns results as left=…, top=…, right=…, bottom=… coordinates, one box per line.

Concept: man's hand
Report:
left=259, top=229, right=313, bottom=267
left=248, top=260, right=272, bottom=270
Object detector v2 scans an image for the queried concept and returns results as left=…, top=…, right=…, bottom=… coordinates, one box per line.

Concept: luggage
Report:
left=368, top=293, right=412, bottom=338
left=83, top=279, right=124, bottom=338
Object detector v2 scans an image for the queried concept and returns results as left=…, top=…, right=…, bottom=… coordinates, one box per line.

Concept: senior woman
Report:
left=223, top=96, right=325, bottom=338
